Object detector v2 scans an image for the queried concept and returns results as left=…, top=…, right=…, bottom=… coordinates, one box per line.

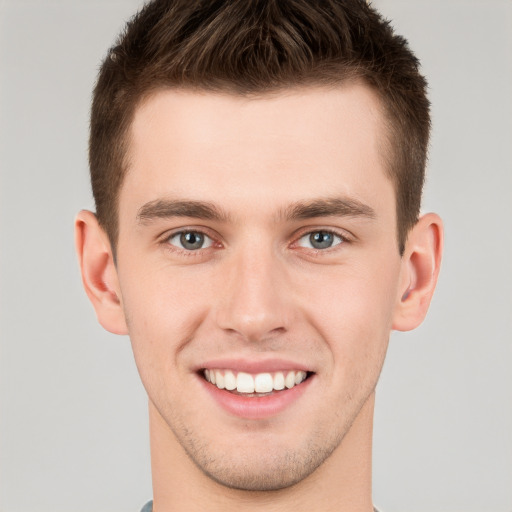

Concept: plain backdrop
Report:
left=1, top=1, right=511, bottom=511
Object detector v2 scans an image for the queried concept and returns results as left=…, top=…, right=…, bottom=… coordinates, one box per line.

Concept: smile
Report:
left=203, top=369, right=309, bottom=395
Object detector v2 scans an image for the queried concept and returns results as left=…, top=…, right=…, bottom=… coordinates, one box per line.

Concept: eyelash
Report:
left=160, top=228, right=219, bottom=257
left=293, top=229, right=349, bottom=252
left=159, top=227, right=352, bottom=256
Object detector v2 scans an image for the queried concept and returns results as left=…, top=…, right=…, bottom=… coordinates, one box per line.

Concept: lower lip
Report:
left=199, top=374, right=313, bottom=420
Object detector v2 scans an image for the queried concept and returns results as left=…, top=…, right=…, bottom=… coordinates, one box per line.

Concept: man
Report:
left=75, top=1, right=443, bottom=510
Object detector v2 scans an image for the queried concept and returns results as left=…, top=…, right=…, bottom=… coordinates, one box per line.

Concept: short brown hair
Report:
left=90, top=0, right=430, bottom=255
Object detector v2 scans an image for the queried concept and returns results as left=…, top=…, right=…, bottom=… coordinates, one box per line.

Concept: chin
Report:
left=179, top=429, right=343, bottom=492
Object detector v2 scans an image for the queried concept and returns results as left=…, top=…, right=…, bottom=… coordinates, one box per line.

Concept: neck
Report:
left=150, top=393, right=375, bottom=512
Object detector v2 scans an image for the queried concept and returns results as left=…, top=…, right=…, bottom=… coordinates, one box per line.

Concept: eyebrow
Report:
left=282, top=197, right=376, bottom=221
left=136, top=196, right=376, bottom=225
left=137, top=199, right=229, bottom=224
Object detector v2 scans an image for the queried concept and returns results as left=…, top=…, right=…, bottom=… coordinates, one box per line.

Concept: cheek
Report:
left=120, top=255, right=213, bottom=329
left=119, top=268, right=213, bottom=381
left=303, top=257, right=400, bottom=367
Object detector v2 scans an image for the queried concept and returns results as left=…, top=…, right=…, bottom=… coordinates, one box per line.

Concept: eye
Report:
left=297, top=230, right=344, bottom=250
left=167, top=231, right=214, bottom=251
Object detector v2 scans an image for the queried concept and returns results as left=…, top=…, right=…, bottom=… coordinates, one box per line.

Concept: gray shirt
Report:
left=141, top=501, right=381, bottom=511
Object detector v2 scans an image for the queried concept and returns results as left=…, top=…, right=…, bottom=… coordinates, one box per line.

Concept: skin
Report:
left=76, top=85, right=443, bottom=512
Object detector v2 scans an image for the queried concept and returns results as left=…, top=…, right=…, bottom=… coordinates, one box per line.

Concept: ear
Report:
left=75, top=210, right=128, bottom=335
left=392, top=213, right=443, bottom=331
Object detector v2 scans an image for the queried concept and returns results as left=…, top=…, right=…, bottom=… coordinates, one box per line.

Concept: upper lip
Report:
left=194, top=358, right=313, bottom=374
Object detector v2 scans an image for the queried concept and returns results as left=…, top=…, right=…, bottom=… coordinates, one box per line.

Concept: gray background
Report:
left=0, top=1, right=511, bottom=511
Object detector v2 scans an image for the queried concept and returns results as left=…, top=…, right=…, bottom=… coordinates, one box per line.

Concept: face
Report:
left=115, top=85, right=403, bottom=491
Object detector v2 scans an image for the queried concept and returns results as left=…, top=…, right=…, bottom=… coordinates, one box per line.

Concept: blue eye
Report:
left=168, top=231, right=213, bottom=251
left=297, top=231, right=343, bottom=250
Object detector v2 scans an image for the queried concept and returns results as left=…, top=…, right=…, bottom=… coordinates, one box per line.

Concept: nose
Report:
left=215, top=244, right=290, bottom=342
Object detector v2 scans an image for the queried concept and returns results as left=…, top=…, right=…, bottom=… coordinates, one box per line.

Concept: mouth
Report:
left=197, top=359, right=315, bottom=419
left=202, top=368, right=311, bottom=397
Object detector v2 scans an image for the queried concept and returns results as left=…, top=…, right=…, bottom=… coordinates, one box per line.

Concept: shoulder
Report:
left=142, top=500, right=382, bottom=511
left=140, top=500, right=153, bottom=512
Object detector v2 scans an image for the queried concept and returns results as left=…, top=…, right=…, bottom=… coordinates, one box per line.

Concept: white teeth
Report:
left=224, top=370, right=236, bottom=390
left=236, top=372, right=255, bottom=393
left=204, top=369, right=309, bottom=394
left=215, top=370, right=225, bottom=389
left=295, top=370, right=306, bottom=385
left=254, top=373, right=273, bottom=393
left=285, top=371, right=296, bottom=389
left=273, top=372, right=285, bottom=390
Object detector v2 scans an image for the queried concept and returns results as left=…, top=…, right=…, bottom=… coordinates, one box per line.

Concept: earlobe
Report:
left=75, top=210, right=128, bottom=335
left=392, top=213, right=443, bottom=332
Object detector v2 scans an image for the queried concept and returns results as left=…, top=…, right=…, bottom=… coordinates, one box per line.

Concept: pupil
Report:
left=180, top=232, right=204, bottom=249
left=310, top=231, right=333, bottom=249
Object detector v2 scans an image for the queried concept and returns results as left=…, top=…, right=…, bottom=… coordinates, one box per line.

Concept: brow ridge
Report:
left=136, top=196, right=376, bottom=225
left=137, top=199, right=229, bottom=223
left=282, top=197, right=376, bottom=220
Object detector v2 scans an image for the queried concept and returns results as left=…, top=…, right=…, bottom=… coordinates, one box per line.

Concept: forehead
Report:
left=121, top=85, right=394, bottom=223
